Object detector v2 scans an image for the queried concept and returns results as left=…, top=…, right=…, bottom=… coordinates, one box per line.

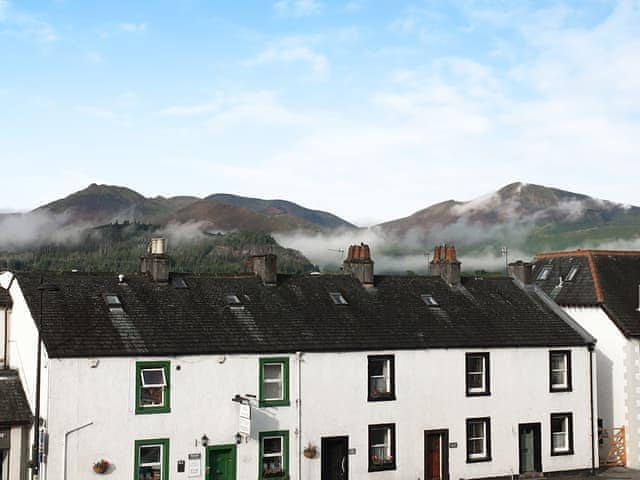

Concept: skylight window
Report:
left=420, top=294, right=439, bottom=306
left=329, top=292, right=348, bottom=305
left=566, top=266, right=579, bottom=281
left=172, top=277, right=188, bottom=289
left=105, top=294, right=123, bottom=313
left=227, top=294, right=241, bottom=305
left=537, top=265, right=552, bottom=281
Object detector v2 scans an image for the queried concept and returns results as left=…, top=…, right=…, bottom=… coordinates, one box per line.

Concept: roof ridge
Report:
left=535, top=249, right=640, bottom=258
left=585, top=251, right=605, bottom=303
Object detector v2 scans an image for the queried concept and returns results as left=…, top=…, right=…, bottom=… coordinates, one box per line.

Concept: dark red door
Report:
left=425, top=430, right=449, bottom=480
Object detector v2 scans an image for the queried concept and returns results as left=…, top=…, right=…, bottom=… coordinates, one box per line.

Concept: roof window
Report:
left=329, top=292, right=348, bottom=305
left=105, top=294, right=123, bottom=313
left=566, top=266, right=579, bottom=281
left=227, top=294, right=241, bottom=305
left=172, top=277, right=188, bottom=289
left=420, top=294, right=439, bottom=306
left=537, top=265, right=552, bottom=281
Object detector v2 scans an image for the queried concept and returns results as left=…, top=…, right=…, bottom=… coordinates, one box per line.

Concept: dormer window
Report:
left=105, top=294, right=123, bottom=313
left=537, top=265, right=552, bottom=281
left=420, top=294, right=438, bottom=306
left=329, top=292, right=348, bottom=305
left=566, top=266, right=579, bottom=281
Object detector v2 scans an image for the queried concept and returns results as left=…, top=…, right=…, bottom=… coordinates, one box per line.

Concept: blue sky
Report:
left=1, top=0, right=639, bottom=224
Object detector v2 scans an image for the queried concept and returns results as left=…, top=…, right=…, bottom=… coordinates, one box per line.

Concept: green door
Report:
left=206, top=445, right=237, bottom=480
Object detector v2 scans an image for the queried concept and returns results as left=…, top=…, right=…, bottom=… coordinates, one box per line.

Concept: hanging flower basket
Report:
left=303, top=444, right=317, bottom=459
left=93, top=459, right=109, bottom=474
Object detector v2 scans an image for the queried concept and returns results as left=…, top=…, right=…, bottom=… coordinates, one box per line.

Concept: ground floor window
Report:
left=551, top=413, right=574, bottom=455
left=466, top=417, right=491, bottom=462
left=134, top=438, right=169, bottom=480
left=259, top=431, right=289, bottom=479
left=368, top=423, right=396, bottom=471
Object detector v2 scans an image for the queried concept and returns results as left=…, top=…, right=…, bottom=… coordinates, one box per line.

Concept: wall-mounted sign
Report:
left=0, top=429, right=9, bottom=449
left=188, top=453, right=201, bottom=477
left=347, top=448, right=356, bottom=455
left=449, top=442, right=458, bottom=449
left=239, top=404, right=251, bottom=436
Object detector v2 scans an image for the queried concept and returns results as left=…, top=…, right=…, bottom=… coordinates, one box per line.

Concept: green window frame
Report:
left=258, top=431, right=289, bottom=480
left=135, top=361, right=171, bottom=414
left=259, top=357, right=289, bottom=407
left=134, top=438, right=169, bottom=480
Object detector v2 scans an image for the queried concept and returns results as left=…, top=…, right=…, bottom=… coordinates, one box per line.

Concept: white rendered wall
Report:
left=562, top=307, right=633, bottom=466
left=43, top=347, right=594, bottom=480
left=8, top=426, right=29, bottom=480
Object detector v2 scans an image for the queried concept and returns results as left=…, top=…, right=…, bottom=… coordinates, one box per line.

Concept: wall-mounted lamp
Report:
left=235, top=433, right=242, bottom=445
left=201, top=434, right=209, bottom=447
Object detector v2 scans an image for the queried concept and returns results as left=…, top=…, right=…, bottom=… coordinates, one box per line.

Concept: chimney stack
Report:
left=248, top=254, right=277, bottom=286
left=508, top=261, right=534, bottom=285
left=141, top=237, right=170, bottom=283
left=429, top=243, right=461, bottom=286
left=343, top=243, right=374, bottom=286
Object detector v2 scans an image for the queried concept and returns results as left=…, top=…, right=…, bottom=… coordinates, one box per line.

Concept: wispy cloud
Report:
left=274, top=0, right=322, bottom=17
left=0, top=0, right=58, bottom=43
left=244, top=37, right=330, bottom=79
left=120, top=22, right=147, bottom=33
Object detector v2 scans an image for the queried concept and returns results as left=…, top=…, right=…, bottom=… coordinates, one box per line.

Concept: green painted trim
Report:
left=135, top=361, right=171, bottom=415
left=258, top=431, right=289, bottom=480
left=258, top=357, right=290, bottom=407
left=205, top=444, right=237, bottom=480
left=134, top=438, right=170, bottom=480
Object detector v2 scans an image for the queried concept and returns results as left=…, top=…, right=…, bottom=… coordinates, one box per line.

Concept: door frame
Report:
left=321, top=435, right=349, bottom=480
left=424, top=429, right=450, bottom=480
left=518, top=423, right=542, bottom=474
left=205, top=444, right=237, bottom=480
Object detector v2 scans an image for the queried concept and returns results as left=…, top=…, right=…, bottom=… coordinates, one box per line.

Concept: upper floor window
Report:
left=466, top=417, right=491, bottom=462
left=551, top=413, right=574, bottom=455
left=368, top=355, right=395, bottom=401
left=259, top=358, right=290, bottom=407
left=259, top=431, right=289, bottom=480
left=466, top=353, right=490, bottom=396
left=136, top=361, right=170, bottom=414
left=368, top=423, right=396, bottom=471
left=549, top=351, right=572, bottom=392
left=134, top=438, right=169, bottom=480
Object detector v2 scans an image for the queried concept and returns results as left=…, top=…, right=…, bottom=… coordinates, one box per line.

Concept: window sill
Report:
left=368, top=465, right=396, bottom=472
left=466, top=456, right=492, bottom=463
left=551, top=449, right=574, bottom=456
left=466, top=391, right=491, bottom=397
left=259, top=400, right=290, bottom=408
left=550, top=387, right=572, bottom=393
left=135, top=406, right=171, bottom=415
left=367, top=394, right=396, bottom=402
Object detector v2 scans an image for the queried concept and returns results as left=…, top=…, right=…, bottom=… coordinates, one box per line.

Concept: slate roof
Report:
left=0, top=287, right=10, bottom=307
left=13, top=270, right=590, bottom=358
left=0, top=370, right=32, bottom=427
left=533, top=250, right=640, bottom=337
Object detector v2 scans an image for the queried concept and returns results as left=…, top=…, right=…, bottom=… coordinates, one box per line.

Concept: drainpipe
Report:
left=295, top=352, right=303, bottom=480
left=3, top=308, right=7, bottom=367
left=63, top=422, right=93, bottom=480
left=589, top=344, right=597, bottom=474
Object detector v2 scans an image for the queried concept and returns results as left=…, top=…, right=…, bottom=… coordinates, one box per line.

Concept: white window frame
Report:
left=566, top=266, right=579, bottom=281
left=140, top=367, right=167, bottom=408
left=137, top=444, right=164, bottom=478
left=551, top=413, right=573, bottom=455
left=263, top=362, right=284, bottom=401
left=537, top=265, right=552, bottom=281
left=550, top=351, right=571, bottom=391
left=329, top=292, right=348, bottom=305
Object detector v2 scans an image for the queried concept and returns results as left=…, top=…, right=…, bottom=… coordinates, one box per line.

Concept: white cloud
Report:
left=244, top=38, right=330, bottom=79
left=274, top=0, right=322, bottom=17
left=120, top=22, right=146, bottom=33
left=0, top=0, right=58, bottom=43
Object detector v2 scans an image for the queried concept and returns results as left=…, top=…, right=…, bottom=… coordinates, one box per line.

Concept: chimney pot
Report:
left=508, top=261, right=533, bottom=285
left=249, top=254, right=277, bottom=286
left=141, top=238, right=170, bottom=282
left=429, top=243, right=461, bottom=285
left=344, top=243, right=374, bottom=285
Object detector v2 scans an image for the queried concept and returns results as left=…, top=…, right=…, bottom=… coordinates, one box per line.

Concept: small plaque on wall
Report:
left=347, top=448, right=356, bottom=455
left=449, top=442, right=458, bottom=448
left=188, top=453, right=201, bottom=477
